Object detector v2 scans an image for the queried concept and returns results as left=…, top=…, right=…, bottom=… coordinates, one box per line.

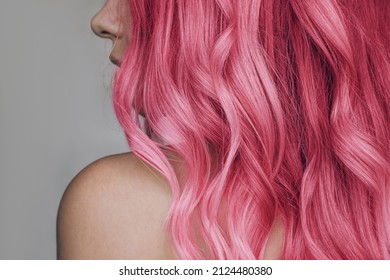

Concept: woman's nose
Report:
left=91, top=4, right=120, bottom=41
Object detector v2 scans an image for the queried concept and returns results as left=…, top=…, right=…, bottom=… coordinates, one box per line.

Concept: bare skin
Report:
left=90, top=0, right=129, bottom=66
left=57, top=152, right=178, bottom=259
left=56, top=0, right=283, bottom=260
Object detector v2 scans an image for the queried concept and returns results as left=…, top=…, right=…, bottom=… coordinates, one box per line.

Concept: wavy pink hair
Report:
left=113, top=0, right=390, bottom=259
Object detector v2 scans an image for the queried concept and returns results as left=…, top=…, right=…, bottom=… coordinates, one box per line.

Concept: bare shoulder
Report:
left=57, top=152, right=178, bottom=259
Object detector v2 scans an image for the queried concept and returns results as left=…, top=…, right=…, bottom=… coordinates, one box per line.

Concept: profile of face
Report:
left=91, top=0, right=131, bottom=66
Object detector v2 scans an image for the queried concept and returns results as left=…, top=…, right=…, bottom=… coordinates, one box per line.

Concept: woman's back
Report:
left=57, top=153, right=177, bottom=259
left=57, top=152, right=284, bottom=259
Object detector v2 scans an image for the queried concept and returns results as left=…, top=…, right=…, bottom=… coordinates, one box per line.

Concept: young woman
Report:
left=57, top=0, right=390, bottom=259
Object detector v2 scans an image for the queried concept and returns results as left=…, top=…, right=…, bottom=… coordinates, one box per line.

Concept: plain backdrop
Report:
left=0, top=0, right=129, bottom=259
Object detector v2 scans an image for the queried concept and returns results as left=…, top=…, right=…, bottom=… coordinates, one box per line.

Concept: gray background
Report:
left=0, top=0, right=129, bottom=259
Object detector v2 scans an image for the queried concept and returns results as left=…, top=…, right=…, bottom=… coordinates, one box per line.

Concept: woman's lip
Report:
left=109, top=56, right=120, bottom=66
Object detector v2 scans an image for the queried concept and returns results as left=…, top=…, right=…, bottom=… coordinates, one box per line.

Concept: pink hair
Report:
left=113, top=0, right=390, bottom=259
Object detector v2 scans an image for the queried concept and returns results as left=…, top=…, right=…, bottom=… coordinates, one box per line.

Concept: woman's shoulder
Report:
left=57, top=152, right=178, bottom=259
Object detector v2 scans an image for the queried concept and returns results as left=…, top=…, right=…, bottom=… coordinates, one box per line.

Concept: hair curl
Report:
left=113, top=0, right=390, bottom=259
